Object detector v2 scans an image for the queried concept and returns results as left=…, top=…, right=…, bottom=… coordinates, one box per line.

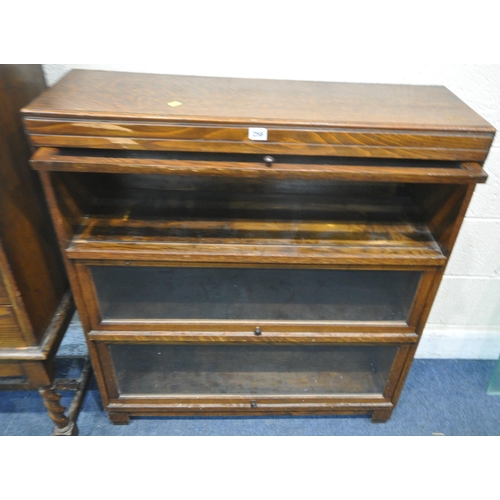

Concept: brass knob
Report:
left=263, top=155, right=274, bottom=167
left=254, top=326, right=262, bottom=335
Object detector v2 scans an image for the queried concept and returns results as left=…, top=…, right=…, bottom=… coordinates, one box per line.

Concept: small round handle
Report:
left=254, top=326, right=262, bottom=335
left=263, top=155, right=274, bottom=167
left=251, top=400, right=257, bottom=408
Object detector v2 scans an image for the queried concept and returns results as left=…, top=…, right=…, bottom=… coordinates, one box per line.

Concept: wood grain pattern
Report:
left=413, top=184, right=471, bottom=255
left=110, top=394, right=390, bottom=405
left=382, top=345, right=413, bottom=399
left=25, top=119, right=494, bottom=147
left=37, top=171, right=93, bottom=331
left=0, top=291, right=73, bottom=361
left=0, top=305, right=20, bottom=326
left=22, top=71, right=495, bottom=160
left=105, top=397, right=394, bottom=417
left=67, top=240, right=446, bottom=266
left=0, top=65, right=67, bottom=344
left=0, top=276, right=9, bottom=304
left=67, top=236, right=446, bottom=265
left=70, top=217, right=445, bottom=262
left=25, top=133, right=492, bottom=161
left=30, top=147, right=488, bottom=183
left=22, top=70, right=494, bottom=130
left=0, top=241, right=34, bottom=346
left=87, top=330, right=419, bottom=343
left=0, top=306, right=24, bottom=347
left=0, top=362, right=24, bottom=377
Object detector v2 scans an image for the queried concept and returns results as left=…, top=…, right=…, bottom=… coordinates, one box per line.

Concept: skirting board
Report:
left=417, top=326, right=500, bottom=359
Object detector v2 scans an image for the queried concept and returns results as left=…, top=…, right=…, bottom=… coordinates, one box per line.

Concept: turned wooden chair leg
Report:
left=39, top=385, right=79, bottom=436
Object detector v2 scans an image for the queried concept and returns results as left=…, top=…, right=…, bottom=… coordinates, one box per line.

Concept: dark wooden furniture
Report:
left=0, top=65, right=90, bottom=436
left=22, top=70, right=495, bottom=423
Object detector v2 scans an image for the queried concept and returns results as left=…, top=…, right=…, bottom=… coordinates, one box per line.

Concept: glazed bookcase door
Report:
left=94, top=341, right=413, bottom=415
left=74, top=262, right=438, bottom=335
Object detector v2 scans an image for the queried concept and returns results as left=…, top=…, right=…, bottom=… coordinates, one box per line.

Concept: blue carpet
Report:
left=0, top=358, right=499, bottom=436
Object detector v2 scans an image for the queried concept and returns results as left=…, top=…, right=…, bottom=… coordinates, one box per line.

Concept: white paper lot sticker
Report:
left=248, top=128, right=268, bottom=141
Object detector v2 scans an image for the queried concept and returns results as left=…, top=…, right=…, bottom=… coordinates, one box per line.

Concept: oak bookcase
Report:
left=22, top=70, right=495, bottom=423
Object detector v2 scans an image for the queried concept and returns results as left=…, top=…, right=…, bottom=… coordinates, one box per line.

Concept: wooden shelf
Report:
left=60, top=172, right=445, bottom=265
left=67, top=215, right=444, bottom=265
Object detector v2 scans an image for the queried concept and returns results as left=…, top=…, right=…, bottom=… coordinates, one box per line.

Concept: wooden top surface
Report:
left=22, top=70, right=494, bottom=132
